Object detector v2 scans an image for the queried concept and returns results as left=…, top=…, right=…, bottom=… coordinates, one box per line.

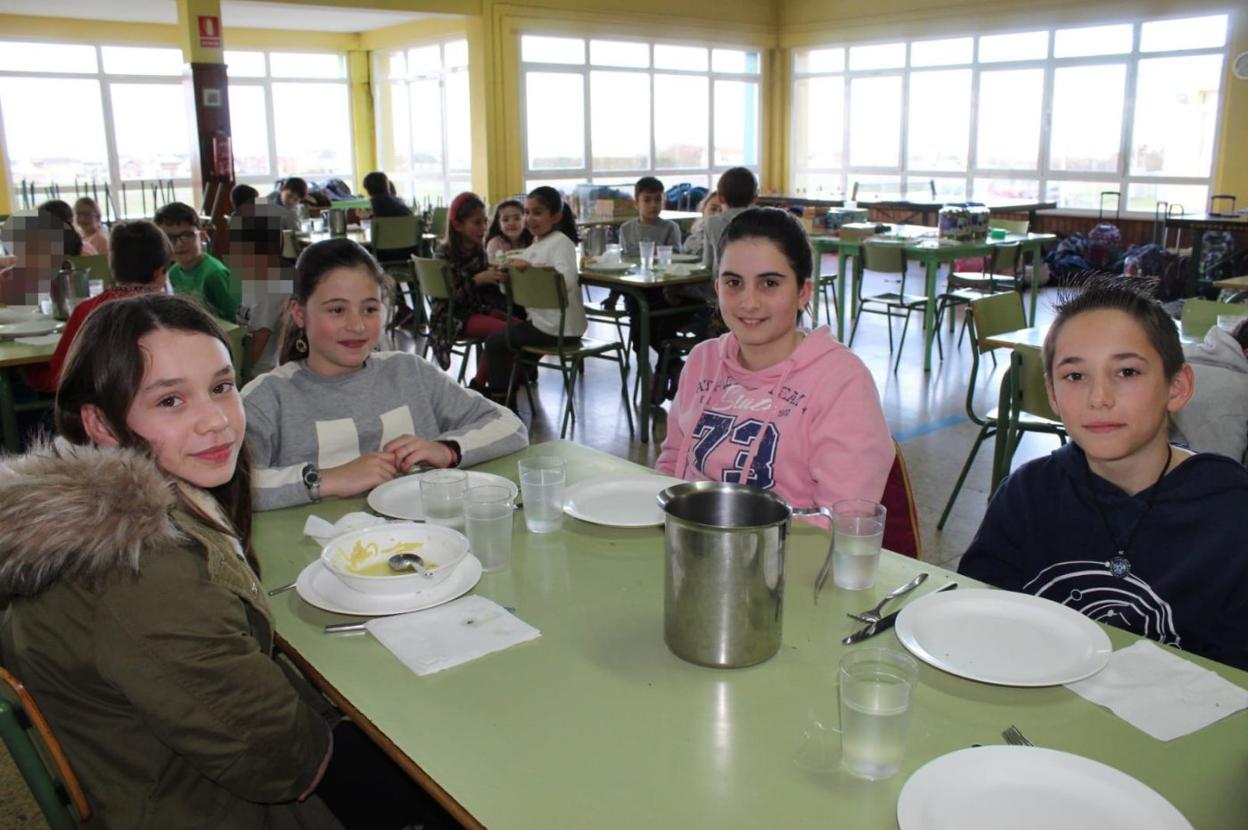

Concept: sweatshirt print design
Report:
left=688, top=378, right=808, bottom=490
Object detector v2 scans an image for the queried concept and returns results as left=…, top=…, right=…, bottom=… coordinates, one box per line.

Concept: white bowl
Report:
left=320, top=522, right=469, bottom=596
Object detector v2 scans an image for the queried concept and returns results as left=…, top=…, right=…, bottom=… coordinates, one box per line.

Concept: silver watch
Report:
left=301, top=463, right=321, bottom=502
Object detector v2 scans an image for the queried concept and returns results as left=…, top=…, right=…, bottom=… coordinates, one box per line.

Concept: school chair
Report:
left=992, top=345, right=1068, bottom=492
left=371, top=217, right=425, bottom=333
left=850, top=239, right=937, bottom=373
left=66, top=254, right=110, bottom=288
left=429, top=207, right=449, bottom=240
left=412, top=256, right=484, bottom=384
left=810, top=240, right=839, bottom=330
left=0, top=665, right=91, bottom=830
left=504, top=266, right=633, bottom=439
left=935, top=241, right=1022, bottom=346
left=937, top=293, right=1065, bottom=529
left=1180, top=299, right=1248, bottom=339
left=882, top=439, right=922, bottom=560
left=582, top=285, right=630, bottom=370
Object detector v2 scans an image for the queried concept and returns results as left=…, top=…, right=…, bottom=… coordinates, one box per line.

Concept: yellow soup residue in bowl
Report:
left=342, top=539, right=433, bottom=576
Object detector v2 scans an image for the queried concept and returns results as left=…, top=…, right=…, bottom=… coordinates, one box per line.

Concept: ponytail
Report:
left=528, top=186, right=579, bottom=245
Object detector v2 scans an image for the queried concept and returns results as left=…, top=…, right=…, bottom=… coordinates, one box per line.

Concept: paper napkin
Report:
left=1065, top=640, right=1248, bottom=741
left=14, top=334, right=61, bottom=346
left=303, top=512, right=388, bottom=546
left=365, top=595, right=540, bottom=676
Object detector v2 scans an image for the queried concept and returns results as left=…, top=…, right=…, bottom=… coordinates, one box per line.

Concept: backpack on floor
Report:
left=1087, top=191, right=1123, bottom=268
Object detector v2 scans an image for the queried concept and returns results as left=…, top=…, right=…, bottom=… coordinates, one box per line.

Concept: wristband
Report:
left=438, top=440, right=462, bottom=468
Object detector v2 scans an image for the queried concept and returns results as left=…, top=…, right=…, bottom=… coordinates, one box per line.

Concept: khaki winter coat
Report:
left=0, top=441, right=339, bottom=830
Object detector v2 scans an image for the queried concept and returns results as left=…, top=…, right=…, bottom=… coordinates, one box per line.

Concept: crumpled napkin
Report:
left=1065, top=640, right=1248, bottom=741
left=658, top=263, right=698, bottom=277
left=302, top=512, right=388, bottom=546
left=14, top=334, right=60, bottom=346
left=365, top=595, right=540, bottom=676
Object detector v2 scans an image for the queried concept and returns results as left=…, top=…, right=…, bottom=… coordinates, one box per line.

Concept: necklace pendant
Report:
left=1109, top=554, right=1132, bottom=578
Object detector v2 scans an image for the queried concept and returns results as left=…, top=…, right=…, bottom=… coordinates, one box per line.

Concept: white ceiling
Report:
left=0, top=0, right=435, bottom=33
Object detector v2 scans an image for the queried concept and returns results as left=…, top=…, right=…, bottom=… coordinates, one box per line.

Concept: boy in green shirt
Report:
left=154, top=201, right=237, bottom=322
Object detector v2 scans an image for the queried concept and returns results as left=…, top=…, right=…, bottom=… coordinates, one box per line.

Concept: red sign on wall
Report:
left=198, top=16, right=222, bottom=49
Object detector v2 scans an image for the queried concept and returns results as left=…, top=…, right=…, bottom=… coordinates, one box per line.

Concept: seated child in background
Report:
left=362, top=171, right=413, bottom=218
left=959, top=278, right=1248, bottom=670
left=25, top=220, right=169, bottom=395
left=74, top=196, right=109, bottom=256
left=156, top=201, right=238, bottom=322
left=681, top=193, right=721, bottom=257
left=0, top=212, right=76, bottom=306
left=243, top=238, right=527, bottom=511
left=228, top=205, right=294, bottom=377
left=618, top=176, right=682, bottom=257
left=1171, top=316, right=1248, bottom=464
left=700, top=167, right=758, bottom=277
left=657, top=207, right=894, bottom=524
left=484, top=199, right=532, bottom=260
left=38, top=200, right=94, bottom=255
left=231, top=184, right=260, bottom=212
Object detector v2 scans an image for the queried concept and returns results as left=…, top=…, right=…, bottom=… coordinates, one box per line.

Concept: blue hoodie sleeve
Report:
left=958, top=469, right=1031, bottom=590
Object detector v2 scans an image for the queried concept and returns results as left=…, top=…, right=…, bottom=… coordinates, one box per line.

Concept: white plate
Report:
left=586, top=261, right=633, bottom=273
left=670, top=253, right=701, bottom=263
left=563, top=474, right=686, bottom=527
left=295, top=554, right=483, bottom=616
left=895, top=588, right=1111, bottom=686
left=898, top=746, right=1192, bottom=830
left=367, top=471, right=519, bottom=521
left=0, top=306, right=43, bottom=324
left=0, top=319, right=59, bottom=339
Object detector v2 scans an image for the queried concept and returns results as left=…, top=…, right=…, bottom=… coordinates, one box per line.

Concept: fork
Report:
left=846, top=572, right=929, bottom=624
left=1002, top=725, right=1034, bottom=747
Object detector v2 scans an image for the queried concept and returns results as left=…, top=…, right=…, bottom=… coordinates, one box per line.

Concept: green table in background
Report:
left=255, top=441, right=1247, bottom=830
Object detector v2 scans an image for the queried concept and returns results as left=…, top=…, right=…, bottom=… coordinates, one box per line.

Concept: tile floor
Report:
left=0, top=262, right=1065, bottom=829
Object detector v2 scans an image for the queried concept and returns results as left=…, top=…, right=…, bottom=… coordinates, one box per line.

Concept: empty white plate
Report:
left=295, top=554, right=483, bottom=616
left=563, top=474, right=685, bottom=527
left=898, top=746, right=1192, bottom=830
left=895, top=588, right=1112, bottom=686
left=368, top=471, right=518, bottom=521
left=0, top=319, right=59, bottom=340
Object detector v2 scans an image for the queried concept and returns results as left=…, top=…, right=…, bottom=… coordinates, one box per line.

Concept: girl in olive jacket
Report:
left=0, top=294, right=340, bottom=830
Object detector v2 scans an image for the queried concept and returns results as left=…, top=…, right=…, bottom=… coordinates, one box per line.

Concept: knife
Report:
left=841, top=582, right=958, bottom=645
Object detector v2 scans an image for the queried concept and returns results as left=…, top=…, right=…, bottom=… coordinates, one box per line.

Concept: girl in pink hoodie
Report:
left=657, top=208, right=894, bottom=522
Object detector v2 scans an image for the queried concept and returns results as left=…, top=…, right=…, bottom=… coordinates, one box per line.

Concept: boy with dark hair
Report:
left=228, top=207, right=293, bottom=376
left=155, top=201, right=237, bottom=322
left=618, top=176, right=681, bottom=257
left=701, top=167, right=758, bottom=276
left=230, top=184, right=260, bottom=212
left=362, top=171, right=413, bottom=218
left=279, top=177, right=309, bottom=211
left=25, top=220, right=170, bottom=393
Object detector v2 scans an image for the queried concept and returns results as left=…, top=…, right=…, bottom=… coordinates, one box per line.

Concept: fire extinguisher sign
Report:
left=198, top=16, right=222, bottom=49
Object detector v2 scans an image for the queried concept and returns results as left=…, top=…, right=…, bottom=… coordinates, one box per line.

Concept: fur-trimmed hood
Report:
left=0, top=439, right=183, bottom=596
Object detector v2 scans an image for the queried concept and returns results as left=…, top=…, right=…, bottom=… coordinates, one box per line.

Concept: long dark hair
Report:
left=55, top=293, right=256, bottom=564
left=717, top=207, right=813, bottom=287
left=443, top=192, right=487, bottom=264
left=527, top=186, right=579, bottom=244
left=485, top=198, right=532, bottom=249
left=278, top=238, right=390, bottom=365
left=37, top=200, right=85, bottom=256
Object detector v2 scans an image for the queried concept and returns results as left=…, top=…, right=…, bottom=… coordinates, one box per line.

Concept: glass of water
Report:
left=638, top=240, right=656, bottom=272
left=518, top=456, right=566, bottom=534
left=831, top=499, right=887, bottom=590
left=419, top=469, right=468, bottom=530
left=657, top=245, right=674, bottom=267
left=838, top=648, right=919, bottom=780
left=465, top=485, right=514, bottom=572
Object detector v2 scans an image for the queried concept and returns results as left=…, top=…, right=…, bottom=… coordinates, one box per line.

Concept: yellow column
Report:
left=175, top=0, right=225, bottom=65
left=763, top=47, right=791, bottom=195
left=466, top=16, right=495, bottom=200
left=0, top=142, right=13, bottom=216
left=1213, top=10, right=1247, bottom=198
left=348, top=50, right=377, bottom=191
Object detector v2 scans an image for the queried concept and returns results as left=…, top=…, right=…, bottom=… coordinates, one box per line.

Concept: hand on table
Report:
left=383, top=435, right=455, bottom=473
left=320, top=452, right=399, bottom=498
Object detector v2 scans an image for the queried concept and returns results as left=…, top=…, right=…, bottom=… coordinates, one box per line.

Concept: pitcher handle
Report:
left=792, top=507, right=836, bottom=603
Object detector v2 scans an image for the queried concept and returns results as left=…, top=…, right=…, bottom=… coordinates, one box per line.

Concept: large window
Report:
left=790, top=13, right=1228, bottom=212
left=373, top=40, right=471, bottom=205
left=0, top=42, right=353, bottom=218
left=520, top=35, right=761, bottom=193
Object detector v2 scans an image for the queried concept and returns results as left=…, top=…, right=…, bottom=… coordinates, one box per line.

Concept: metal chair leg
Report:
left=937, top=422, right=994, bottom=529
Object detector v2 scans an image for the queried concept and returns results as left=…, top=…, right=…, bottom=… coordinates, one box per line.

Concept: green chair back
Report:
left=413, top=257, right=453, bottom=301
left=429, top=207, right=449, bottom=240
left=371, top=216, right=422, bottom=253
left=507, top=266, right=566, bottom=314
left=1182, top=299, right=1248, bottom=338
left=0, top=667, right=90, bottom=829
left=1012, top=344, right=1059, bottom=422
left=861, top=240, right=906, bottom=274
left=987, top=241, right=1021, bottom=275
left=66, top=254, right=110, bottom=287
left=968, top=292, right=1026, bottom=354
left=991, top=218, right=1029, bottom=236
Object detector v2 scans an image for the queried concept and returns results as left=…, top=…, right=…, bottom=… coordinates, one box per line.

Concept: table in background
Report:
left=811, top=228, right=1056, bottom=369
left=257, top=441, right=1248, bottom=830
left=759, top=196, right=1057, bottom=228
left=580, top=263, right=712, bottom=442
left=1162, top=212, right=1248, bottom=296
left=577, top=210, right=702, bottom=228
left=983, top=323, right=1201, bottom=353
left=0, top=336, right=57, bottom=453
left=1212, top=274, right=1248, bottom=302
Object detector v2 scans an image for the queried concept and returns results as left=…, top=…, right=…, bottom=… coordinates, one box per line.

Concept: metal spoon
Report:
left=388, top=552, right=428, bottom=575
left=846, top=572, right=929, bottom=625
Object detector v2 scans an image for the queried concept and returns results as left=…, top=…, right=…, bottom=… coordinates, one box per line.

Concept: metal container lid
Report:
left=657, top=481, right=791, bottom=530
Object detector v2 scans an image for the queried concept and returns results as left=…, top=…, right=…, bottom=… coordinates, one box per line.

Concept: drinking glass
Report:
left=831, top=499, right=886, bottom=590
left=638, top=241, right=656, bottom=272
left=518, top=456, right=566, bottom=534
left=419, top=470, right=468, bottom=530
left=465, top=485, right=514, bottom=572
left=838, top=648, right=919, bottom=780
left=657, top=245, right=674, bottom=267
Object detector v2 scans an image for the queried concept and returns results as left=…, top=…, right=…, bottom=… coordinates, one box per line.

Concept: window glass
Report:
left=978, top=31, right=1048, bottom=63
left=793, top=172, right=844, bottom=196
left=852, top=176, right=903, bottom=199
left=1054, top=24, right=1132, bottom=58
left=590, top=71, right=650, bottom=170
left=712, top=49, right=760, bottom=74
left=0, top=77, right=109, bottom=183
left=795, top=48, right=844, bottom=73
left=225, top=50, right=266, bottom=78
left=1126, top=182, right=1209, bottom=213
left=848, top=42, right=905, bottom=71
left=522, top=36, right=585, bottom=65
left=590, top=40, right=649, bottom=68
left=408, top=79, right=442, bottom=175
left=654, top=74, right=707, bottom=167
left=1050, top=65, right=1125, bottom=173
left=714, top=80, right=758, bottom=166
left=227, top=85, right=271, bottom=176
left=849, top=75, right=901, bottom=167
left=907, top=69, right=970, bottom=171
left=446, top=71, right=472, bottom=172
left=1044, top=180, right=1122, bottom=210
left=1140, top=15, right=1227, bottom=52
left=792, top=76, right=843, bottom=170
left=101, top=46, right=183, bottom=76
left=654, top=45, right=708, bottom=72
left=110, top=83, right=192, bottom=180
left=973, top=177, right=1040, bottom=201
left=444, top=40, right=469, bottom=68
left=406, top=46, right=441, bottom=74
left=0, top=41, right=97, bottom=74
left=378, top=82, right=411, bottom=177
left=910, top=37, right=973, bottom=67
left=272, top=82, right=352, bottom=174
left=269, top=52, right=344, bottom=79
left=526, top=72, right=584, bottom=169
left=1130, top=55, right=1222, bottom=177
left=920, top=176, right=968, bottom=200
left=976, top=69, right=1043, bottom=169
